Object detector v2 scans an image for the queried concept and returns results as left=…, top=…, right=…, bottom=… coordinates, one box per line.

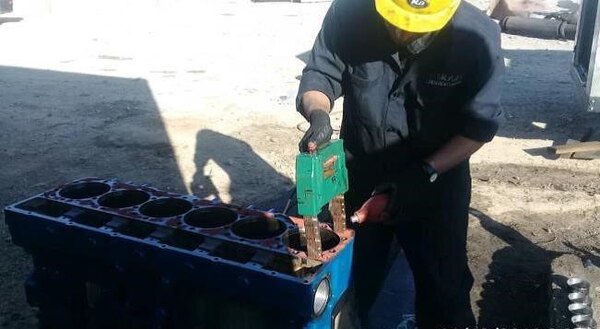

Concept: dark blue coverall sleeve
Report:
left=458, top=27, right=504, bottom=143
left=296, top=5, right=347, bottom=111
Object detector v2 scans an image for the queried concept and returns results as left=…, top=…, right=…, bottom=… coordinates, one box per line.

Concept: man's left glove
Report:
left=299, top=109, right=333, bottom=153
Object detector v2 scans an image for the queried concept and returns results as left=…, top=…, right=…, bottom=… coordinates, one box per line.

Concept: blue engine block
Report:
left=4, top=178, right=355, bottom=329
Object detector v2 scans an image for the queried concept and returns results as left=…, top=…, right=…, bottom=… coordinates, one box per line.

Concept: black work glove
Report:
left=372, top=162, right=436, bottom=222
left=299, top=110, right=333, bottom=153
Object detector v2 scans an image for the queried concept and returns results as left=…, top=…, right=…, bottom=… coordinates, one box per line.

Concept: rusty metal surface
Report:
left=329, top=196, right=347, bottom=234
left=303, top=215, right=323, bottom=260
left=288, top=215, right=354, bottom=264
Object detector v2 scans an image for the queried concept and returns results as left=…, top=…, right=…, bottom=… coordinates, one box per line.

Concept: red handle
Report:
left=351, top=194, right=390, bottom=224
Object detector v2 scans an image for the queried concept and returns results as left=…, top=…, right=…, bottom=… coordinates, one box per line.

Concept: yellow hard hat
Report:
left=375, top=0, right=461, bottom=33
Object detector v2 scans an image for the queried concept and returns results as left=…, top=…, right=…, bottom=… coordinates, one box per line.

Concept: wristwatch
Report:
left=421, top=161, right=439, bottom=183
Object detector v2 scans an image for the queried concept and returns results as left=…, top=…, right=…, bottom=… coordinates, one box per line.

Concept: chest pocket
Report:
left=417, top=72, right=464, bottom=108
left=345, top=62, right=390, bottom=127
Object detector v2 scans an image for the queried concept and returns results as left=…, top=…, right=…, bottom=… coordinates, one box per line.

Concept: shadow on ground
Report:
left=470, top=209, right=564, bottom=328
left=0, top=17, right=22, bottom=25
left=0, top=65, right=185, bottom=329
left=191, top=129, right=294, bottom=210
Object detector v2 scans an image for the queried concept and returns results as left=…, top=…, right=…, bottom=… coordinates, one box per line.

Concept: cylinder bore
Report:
left=98, top=190, right=150, bottom=209
left=183, top=207, right=238, bottom=229
left=285, top=228, right=341, bottom=253
left=59, top=182, right=111, bottom=199
left=139, top=198, right=192, bottom=218
left=231, top=216, right=287, bottom=240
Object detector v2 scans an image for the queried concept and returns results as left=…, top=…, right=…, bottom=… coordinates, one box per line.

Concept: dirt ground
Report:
left=1, top=0, right=600, bottom=328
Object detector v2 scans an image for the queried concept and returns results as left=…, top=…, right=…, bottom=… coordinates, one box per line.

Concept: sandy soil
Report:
left=1, top=0, right=599, bottom=328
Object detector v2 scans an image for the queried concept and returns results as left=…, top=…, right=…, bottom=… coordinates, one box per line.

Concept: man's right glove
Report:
left=299, top=109, right=333, bottom=153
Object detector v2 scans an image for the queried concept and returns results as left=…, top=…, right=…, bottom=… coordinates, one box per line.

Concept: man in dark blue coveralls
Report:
left=296, top=0, right=504, bottom=327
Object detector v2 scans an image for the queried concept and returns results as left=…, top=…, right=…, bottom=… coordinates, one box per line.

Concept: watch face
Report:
left=429, top=172, right=438, bottom=183
left=422, top=162, right=438, bottom=183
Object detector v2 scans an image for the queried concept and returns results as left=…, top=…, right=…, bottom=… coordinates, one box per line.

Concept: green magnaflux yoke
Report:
left=295, top=140, right=349, bottom=260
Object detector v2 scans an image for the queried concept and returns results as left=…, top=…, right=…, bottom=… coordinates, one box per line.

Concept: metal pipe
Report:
left=568, top=278, right=591, bottom=294
left=569, top=303, right=594, bottom=316
left=500, top=16, right=577, bottom=40
left=572, top=314, right=596, bottom=328
left=570, top=292, right=593, bottom=306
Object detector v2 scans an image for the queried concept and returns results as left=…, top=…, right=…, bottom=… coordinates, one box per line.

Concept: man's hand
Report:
left=299, top=109, right=333, bottom=153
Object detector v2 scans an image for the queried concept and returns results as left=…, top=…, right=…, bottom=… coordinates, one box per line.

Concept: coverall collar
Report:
left=405, top=32, right=436, bottom=55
